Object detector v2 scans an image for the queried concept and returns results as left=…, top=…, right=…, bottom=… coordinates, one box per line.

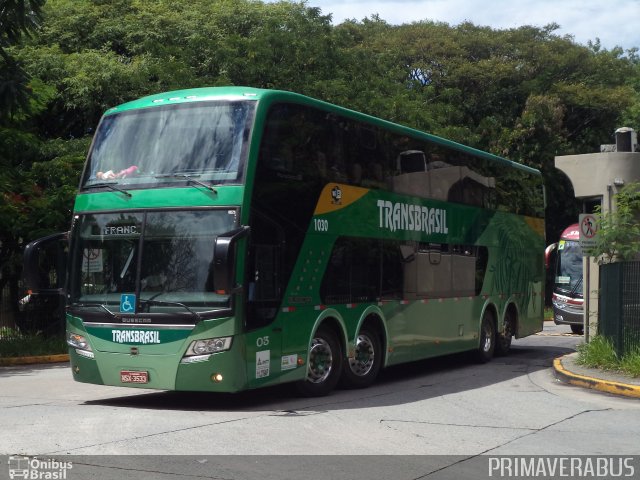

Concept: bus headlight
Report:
left=67, top=332, right=95, bottom=358
left=186, top=337, right=232, bottom=356
left=67, top=332, right=92, bottom=351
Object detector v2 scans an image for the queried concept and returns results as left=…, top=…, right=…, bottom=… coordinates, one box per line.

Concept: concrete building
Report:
left=555, top=128, right=640, bottom=338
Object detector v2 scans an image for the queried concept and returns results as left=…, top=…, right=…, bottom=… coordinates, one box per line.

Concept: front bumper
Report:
left=552, top=296, right=583, bottom=326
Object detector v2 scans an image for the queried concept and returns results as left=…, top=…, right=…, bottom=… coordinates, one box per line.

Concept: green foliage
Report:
left=16, top=1, right=640, bottom=155
left=23, top=0, right=338, bottom=135
left=0, top=330, right=66, bottom=357
left=0, top=0, right=46, bottom=119
left=576, top=335, right=619, bottom=370
left=0, top=0, right=45, bottom=49
left=620, top=348, right=640, bottom=377
left=587, top=182, right=640, bottom=263
left=577, top=336, right=640, bottom=378
left=0, top=129, right=86, bottom=300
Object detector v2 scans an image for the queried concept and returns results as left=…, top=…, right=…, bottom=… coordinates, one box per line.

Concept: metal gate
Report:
left=599, top=261, right=640, bottom=356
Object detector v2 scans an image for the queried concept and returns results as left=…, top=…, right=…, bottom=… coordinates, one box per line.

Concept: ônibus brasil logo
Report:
left=7, top=456, right=72, bottom=479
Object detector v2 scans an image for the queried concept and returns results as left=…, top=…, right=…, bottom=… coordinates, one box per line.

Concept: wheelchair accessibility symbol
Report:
left=120, top=294, right=136, bottom=313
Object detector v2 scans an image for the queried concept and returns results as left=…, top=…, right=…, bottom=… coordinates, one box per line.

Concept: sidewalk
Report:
left=0, top=353, right=69, bottom=367
left=553, top=352, right=640, bottom=399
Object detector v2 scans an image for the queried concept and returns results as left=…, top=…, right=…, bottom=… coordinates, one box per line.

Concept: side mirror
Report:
left=23, top=232, right=69, bottom=293
left=213, top=226, right=250, bottom=294
left=544, top=243, right=558, bottom=270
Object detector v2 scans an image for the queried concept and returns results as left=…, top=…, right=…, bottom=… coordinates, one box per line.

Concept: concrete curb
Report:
left=553, top=356, right=640, bottom=399
left=0, top=354, right=69, bottom=367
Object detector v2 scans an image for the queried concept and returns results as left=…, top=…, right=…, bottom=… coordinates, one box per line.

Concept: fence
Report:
left=0, top=281, right=65, bottom=342
left=0, top=282, right=21, bottom=340
left=599, top=261, right=640, bottom=356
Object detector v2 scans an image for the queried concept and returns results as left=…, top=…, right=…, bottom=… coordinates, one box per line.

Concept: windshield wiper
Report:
left=70, top=302, right=118, bottom=319
left=72, top=299, right=202, bottom=322
left=120, top=246, right=136, bottom=279
left=139, top=298, right=202, bottom=321
left=154, top=174, right=217, bottom=193
left=89, top=182, right=132, bottom=198
left=569, top=276, right=584, bottom=297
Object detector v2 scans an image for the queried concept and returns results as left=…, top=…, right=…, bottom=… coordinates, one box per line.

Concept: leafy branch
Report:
left=587, top=182, right=640, bottom=263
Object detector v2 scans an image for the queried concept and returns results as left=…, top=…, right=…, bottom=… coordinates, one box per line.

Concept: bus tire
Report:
left=341, top=327, right=382, bottom=389
left=495, top=308, right=515, bottom=356
left=476, top=310, right=496, bottom=363
left=296, top=325, right=343, bottom=397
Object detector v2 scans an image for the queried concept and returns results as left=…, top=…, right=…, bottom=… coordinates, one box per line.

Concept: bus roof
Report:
left=104, top=86, right=541, bottom=177
left=560, top=224, right=580, bottom=241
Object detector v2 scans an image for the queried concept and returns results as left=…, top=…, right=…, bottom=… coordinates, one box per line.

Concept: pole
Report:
left=584, top=256, right=590, bottom=343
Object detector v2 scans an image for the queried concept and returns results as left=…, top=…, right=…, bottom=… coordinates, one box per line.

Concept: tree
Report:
left=0, top=102, right=86, bottom=328
left=0, top=0, right=45, bottom=118
left=0, top=0, right=49, bottom=327
left=587, top=183, right=640, bottom=263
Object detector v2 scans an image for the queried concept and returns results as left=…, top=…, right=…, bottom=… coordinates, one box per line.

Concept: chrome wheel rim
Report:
left=308, top=337, right=333, bottom=384
left=349, top=334, right=375, bottom=377
left=482, top=322, right=492, bottom=353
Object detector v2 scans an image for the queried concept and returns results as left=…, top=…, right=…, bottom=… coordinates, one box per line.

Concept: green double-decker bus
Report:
left=24, top=87, right=545, bottom=396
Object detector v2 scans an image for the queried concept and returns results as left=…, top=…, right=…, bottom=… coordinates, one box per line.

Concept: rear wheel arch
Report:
left=504, top=302, right=519, bottom=336
left=481, top=303, right=499, bottom=333
left=316, top=316, right=347, bottom=354
left=308, top=310, right=348, bottom=356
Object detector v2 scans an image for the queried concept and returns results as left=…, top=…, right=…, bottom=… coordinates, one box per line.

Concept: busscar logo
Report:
left=330, top=185, right=342, bottom=205
left=7, top=456, right=73, bottom=479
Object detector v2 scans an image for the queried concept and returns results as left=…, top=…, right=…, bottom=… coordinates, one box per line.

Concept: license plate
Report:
left=120, top=370, right=149, bottom=384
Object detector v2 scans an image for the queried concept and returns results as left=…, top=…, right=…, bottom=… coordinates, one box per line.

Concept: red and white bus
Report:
left=545, top=224, right=584, bottom=334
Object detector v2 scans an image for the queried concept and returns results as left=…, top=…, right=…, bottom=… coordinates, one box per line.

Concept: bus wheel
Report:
left=476, top=310, right=496, bottom=363
left=296, top=326, right=343, bottom=397
left=495, top=309, right=514, bottom=356
left=341, top=327, right=382, bottom=389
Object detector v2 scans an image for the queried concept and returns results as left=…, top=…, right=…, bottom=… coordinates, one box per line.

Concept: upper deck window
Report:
left=82, top=101, right=255, bottom=189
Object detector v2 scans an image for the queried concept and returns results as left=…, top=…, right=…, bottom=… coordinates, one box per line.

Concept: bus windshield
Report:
left=82, top=101, right=254, bottom=188
left=555, top=240, right=583, bottom=296
left=69, top=209, right=238, bottom=318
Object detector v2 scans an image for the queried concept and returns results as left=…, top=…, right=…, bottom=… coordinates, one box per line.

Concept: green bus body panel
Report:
left=67, top=86, right=544, bottom=393
left=86, top=325, right=192, bottom=354
left=273, top=184, right=544, bottom=367
left=68, top=314, right=252, bottom=392
left=104, top=86, right=266, bottom=115
left=74, top=186, right=245, bottom=212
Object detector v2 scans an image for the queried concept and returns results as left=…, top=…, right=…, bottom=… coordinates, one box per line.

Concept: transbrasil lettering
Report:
left=377, top=200, right=448, bottom=235
left=112, top=329, right=160, bottom=344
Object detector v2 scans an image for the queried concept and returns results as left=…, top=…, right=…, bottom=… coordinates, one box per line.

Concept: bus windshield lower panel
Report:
left=69, top=209, right=238, bottom=322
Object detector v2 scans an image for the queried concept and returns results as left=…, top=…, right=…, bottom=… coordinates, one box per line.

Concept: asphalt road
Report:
left=1, top=323, right=639, bottom=479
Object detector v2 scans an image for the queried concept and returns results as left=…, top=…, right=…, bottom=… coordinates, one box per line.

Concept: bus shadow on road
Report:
left=82, top=342, right=575, bottom=412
